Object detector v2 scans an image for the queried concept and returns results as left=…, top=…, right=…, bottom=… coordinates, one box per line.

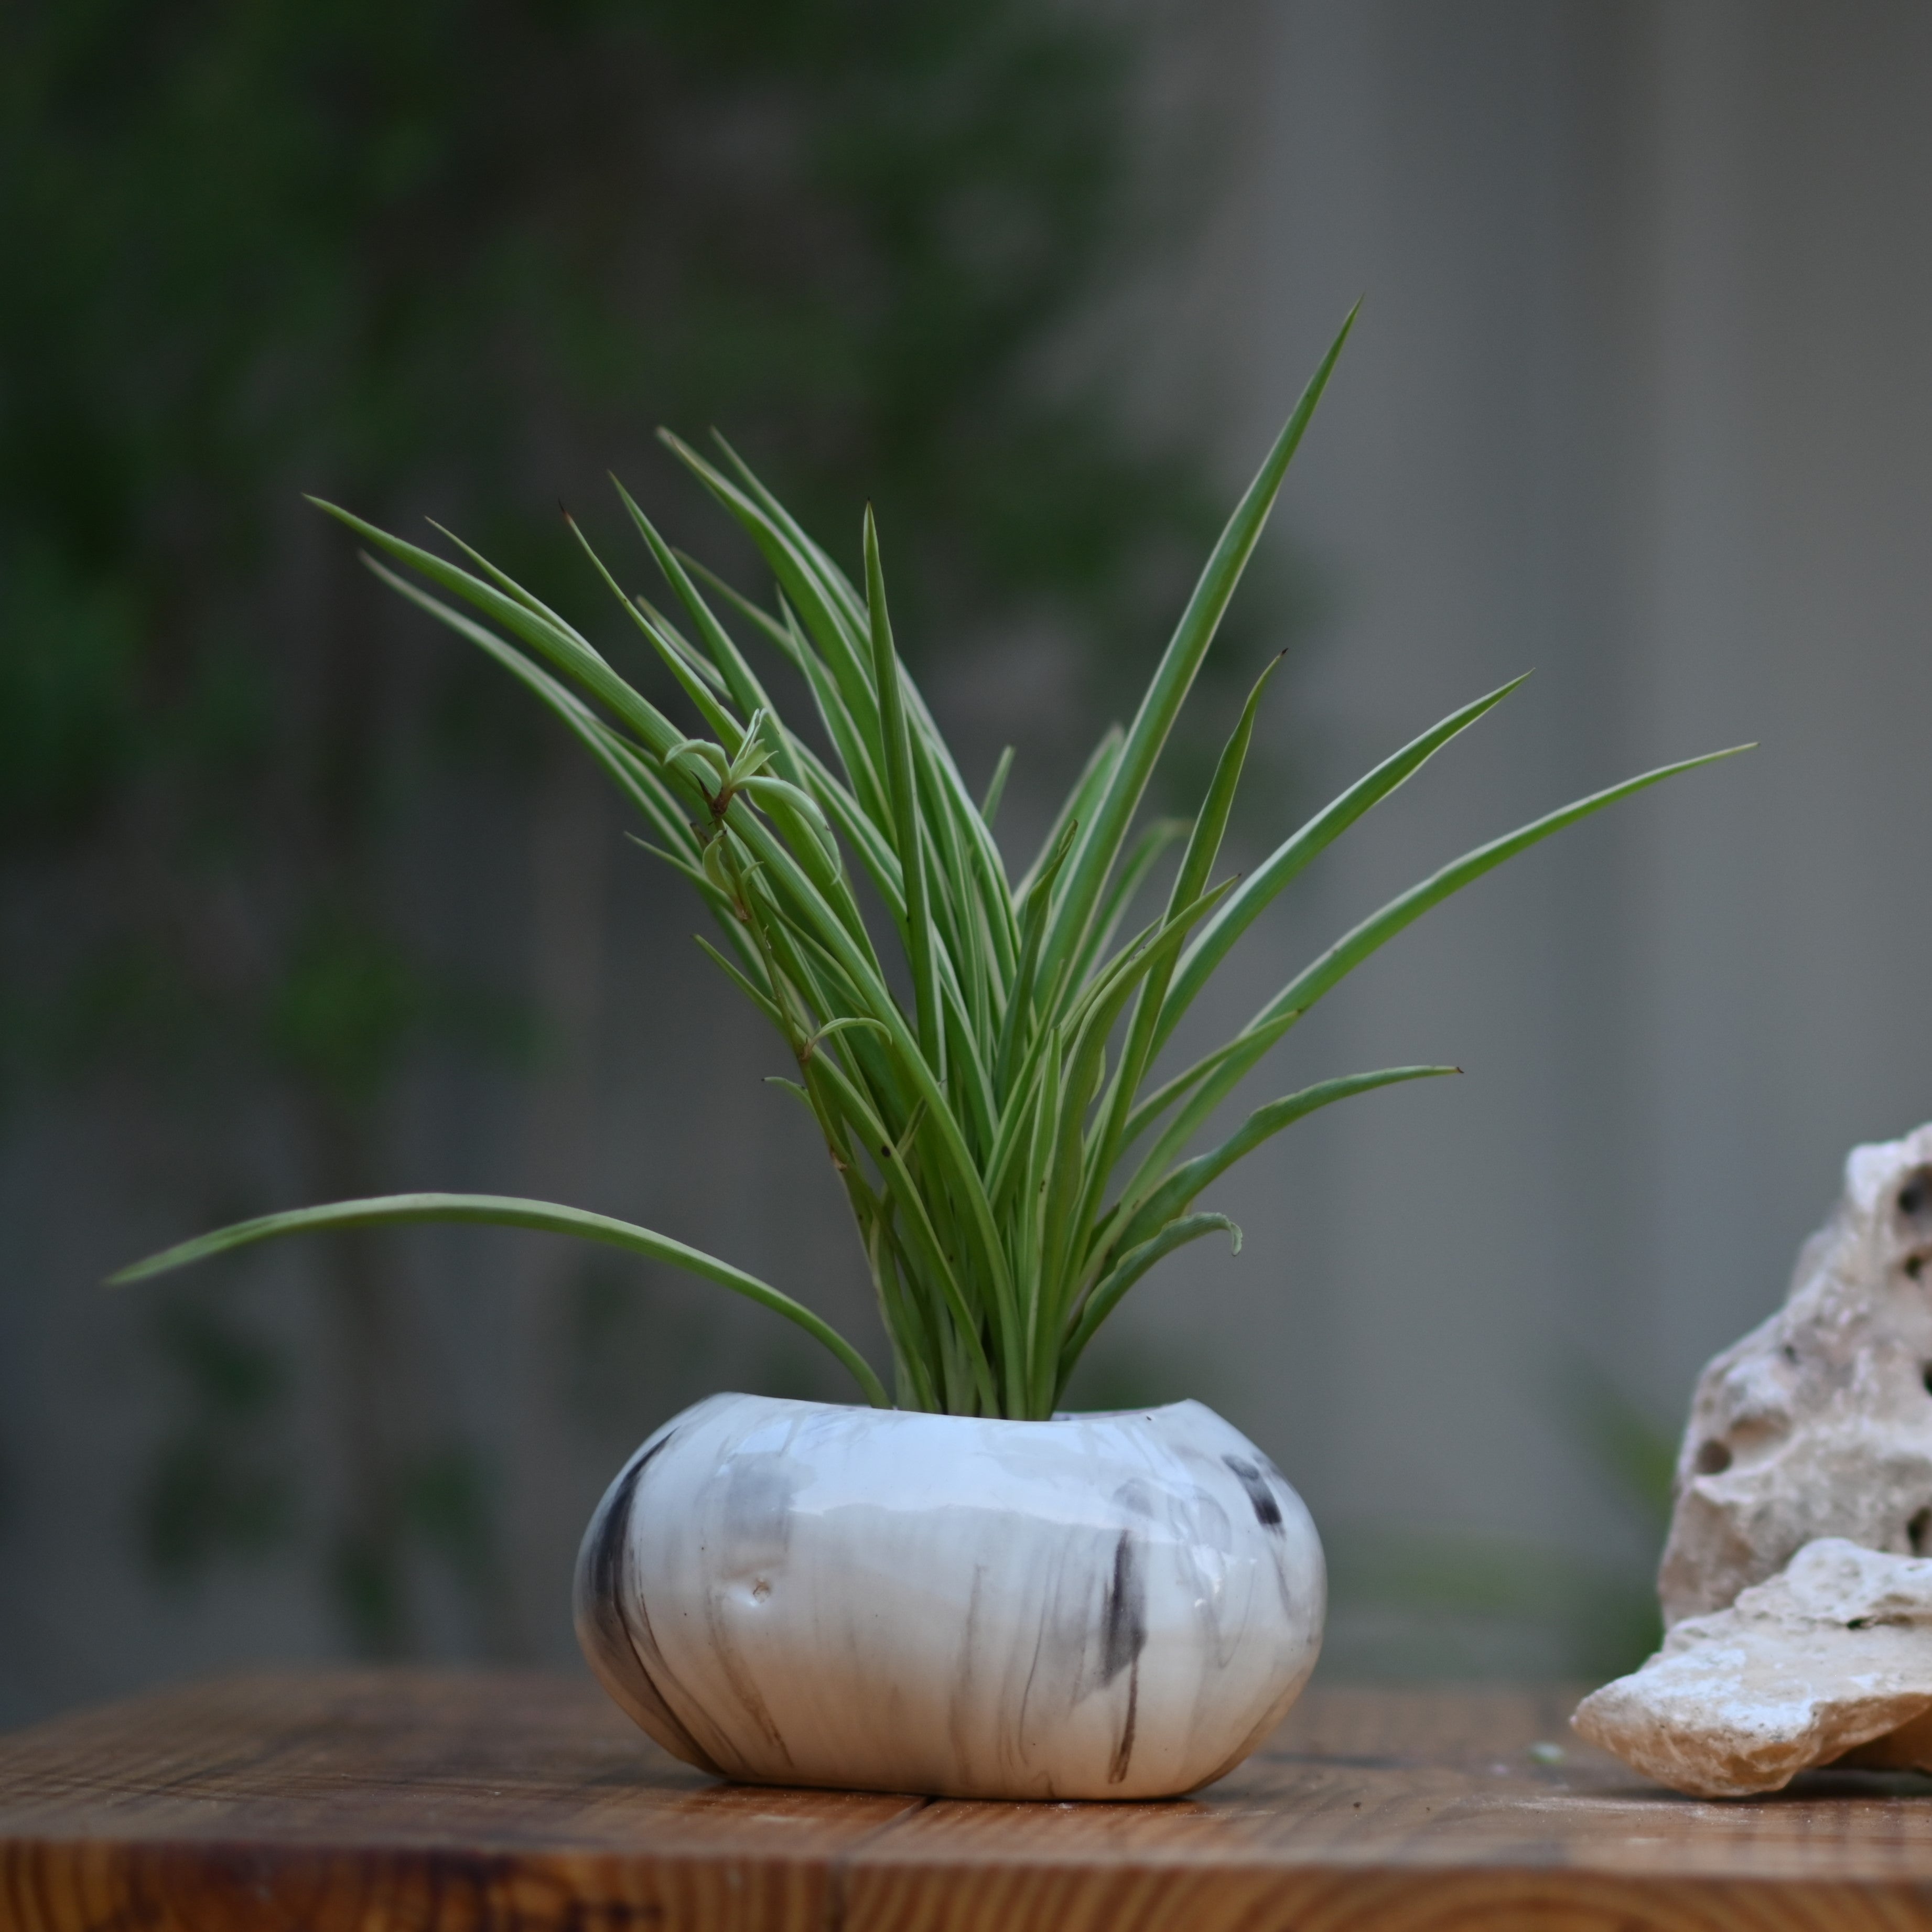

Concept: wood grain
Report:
left=7, top=1672, right=1932, bottom=1930
left=0, top=1671, right=916, bottom=1932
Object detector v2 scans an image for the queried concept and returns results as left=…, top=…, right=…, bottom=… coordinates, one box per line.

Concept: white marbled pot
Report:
left=574, top=1393, right=1323, bottom=1799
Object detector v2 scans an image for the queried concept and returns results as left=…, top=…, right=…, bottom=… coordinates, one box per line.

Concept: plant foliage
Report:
left=116, top=317, right=1744, bottom=1416
left=9, top=0, right=1264, bottom=1641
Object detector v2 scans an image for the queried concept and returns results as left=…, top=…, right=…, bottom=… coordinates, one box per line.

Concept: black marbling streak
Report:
left=1108, top=1663, right=1141, bottom=1786
left=1100, top=1526, right=1147, bottom=1784
left=587, top=1437, right=661, bottom=1606
left=574, top=1430, right=721, bottom=1774
left=1223, top=1453, right=1283, bottom=1532
left=1099, top=1529, right=1148, bottom=1682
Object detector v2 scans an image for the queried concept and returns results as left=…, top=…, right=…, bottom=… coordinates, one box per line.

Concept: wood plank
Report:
left=843, top=1685, right=1932, bottom=1932
left=6, top=1672, right=1932, bottom=1930
left=0, top=1670, right=917, bottom=1932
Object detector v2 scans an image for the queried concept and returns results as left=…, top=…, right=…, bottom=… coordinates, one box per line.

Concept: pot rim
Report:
left=689, top=1391, right=1208, bottom=1428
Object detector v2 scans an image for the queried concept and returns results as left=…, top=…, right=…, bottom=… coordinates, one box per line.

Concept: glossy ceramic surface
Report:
left=575, top=1394, right=1324, bottom=1799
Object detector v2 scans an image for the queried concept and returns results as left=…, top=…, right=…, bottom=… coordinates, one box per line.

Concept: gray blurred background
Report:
left=4, top=0, right=1930, bottom=1726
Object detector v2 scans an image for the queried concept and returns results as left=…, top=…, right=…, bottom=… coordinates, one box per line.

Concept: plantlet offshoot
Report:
left=114, top=311, right=1748, bottom=1417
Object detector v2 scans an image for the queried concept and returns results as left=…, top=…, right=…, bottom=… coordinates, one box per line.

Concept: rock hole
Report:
left=1923, top=1364, right=1932, bottom=1398
left=1782, top=1343, right=1799, bottom=1366
left=1901, top=1170, right=1932, bottom=1221
left=1909, top=1255, right=1926, bottom=1282
left=1912, top=1509, right=1932, bottom=1557
left=1693, top=1439, right=1732, bottom=1476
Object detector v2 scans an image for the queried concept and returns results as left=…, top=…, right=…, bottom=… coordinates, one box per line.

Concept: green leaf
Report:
left=360, top=558, right=714, bottom=854
left=695, top=934, right=784, bottom=1026
left=111, top=1193, right=889, bottom=1407
left=566, top=514, right=749, bottom=754
left=1016, top=722, right=1120, bottom=906
left=1118, top=1007, right=1302, bottom=1150
left=867, top=508, right=942, bottom=1067
left=1065, top=816, right=1188, bottom=997
left=1107, top=1064, right=1456, bottom=1264
left=1036, top=304, right=1357, bottom=995
left=657, top=432, right=881, bottom=753
left=979, top=746, right=1015, bottom=827
left=1131, top=743, right=1755, bottom=1205
left=310, top=500, right=687, bottom=764
left=1251, top=743, right=1754, bottom=1038
left=1032, top=877, right=1237, bottom=1379
left=611, top=477, right=807, bottom=791
left=673, top=553, right=796, bottom=657
left=1077, top=651, right=1286, bottom=1246
left=1059, top=1214, right=1243, bottom=1388
left=1153, top=673, right=1528, bottom=1053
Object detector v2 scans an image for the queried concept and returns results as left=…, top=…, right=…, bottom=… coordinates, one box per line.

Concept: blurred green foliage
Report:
left=2, top=0, right=1269, bottom=1652
left=140, top=1292, right=296, bottom=1577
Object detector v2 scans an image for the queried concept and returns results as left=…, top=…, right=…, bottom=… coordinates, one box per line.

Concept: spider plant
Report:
left=115, top=313, right=1744, bottom=1417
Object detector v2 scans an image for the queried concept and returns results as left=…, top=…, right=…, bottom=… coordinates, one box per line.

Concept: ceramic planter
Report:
left=575, top=1392, right=1323, bottom=1800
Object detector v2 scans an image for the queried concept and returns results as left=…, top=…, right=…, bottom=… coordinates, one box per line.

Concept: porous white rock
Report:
left=1573, top=1538, right=1932, bottom=1797
left=1657, top=1122, right=1932, bottom=1627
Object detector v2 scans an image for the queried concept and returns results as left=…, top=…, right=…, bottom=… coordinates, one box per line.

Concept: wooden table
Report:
left=6, top=1672, right=1932, bottom=1930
